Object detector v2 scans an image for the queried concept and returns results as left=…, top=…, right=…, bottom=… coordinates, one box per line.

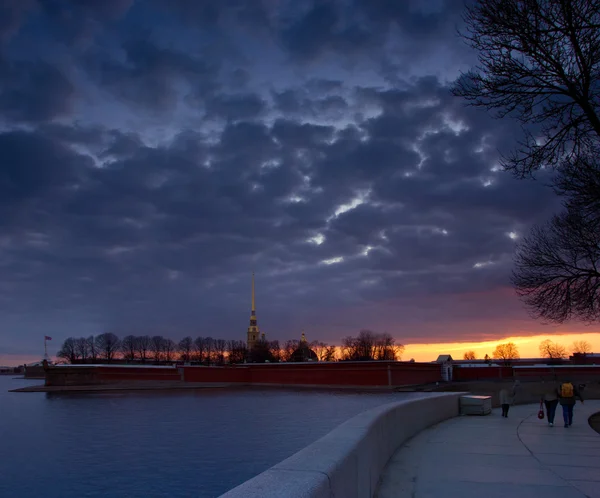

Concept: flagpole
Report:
left=44, top=336, right=48, bottom=361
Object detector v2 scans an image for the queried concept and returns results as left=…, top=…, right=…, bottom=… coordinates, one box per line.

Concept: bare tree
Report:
left=86, top=335, right=98, bottom=362
left=374, top=333, right=404, bottom=361
left=150, top=335, right=165, bottom=363
left=311, top=341, right=329, bottom=361
left=268, top=340, right=281, bottom=362
left=554, top=153, right=600, bottom=225
left=75, top=337, right=90, bottom=362
left=282, top=340, right=299, bottom=362
left=463, top=351, right=477, bottom=360
left=322, top=345, right=337, bottom=362
left=310, top=342, right=339, bottom=362
left=194, top=336, right=207, bottom=363
left=162, top=338, right=176, bottom=363
left=341, top=331, right=404, bottom=361
left=539, top=339, right=568, bottom=359
left=136, top=335, right=151, bottom=363
left=492, top=342, right=520, bottom=361
left=226, top=340, right=247, bottom=364
left=121, top=335, right=138, bottom=362
left=512, top=209, right=600, bottom=323
left=572, top=340, right=593, bottom=354
left=213, top=339, right=227, bottom=365
left=57, top=338, right=79, bottom=364
left=453, top=0, right=600, bottom=178
left=95, top=333, right=121, bottom=362
left=204, top=337, right=215, bottom=365
left=178, top=336, right=194, bottom=362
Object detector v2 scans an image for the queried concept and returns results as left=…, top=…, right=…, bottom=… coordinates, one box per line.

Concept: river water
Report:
left=0, top=376, right=428, bottom=497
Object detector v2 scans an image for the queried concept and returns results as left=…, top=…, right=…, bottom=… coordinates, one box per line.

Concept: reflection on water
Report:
left=0, top=376, right=428, bottom=497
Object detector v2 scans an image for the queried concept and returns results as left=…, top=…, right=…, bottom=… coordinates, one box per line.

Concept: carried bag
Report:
left=537, top=401, right=545, bottom=420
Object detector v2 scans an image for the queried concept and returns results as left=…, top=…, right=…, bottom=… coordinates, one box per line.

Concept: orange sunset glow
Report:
left=405, top=332, right=600, bottom=362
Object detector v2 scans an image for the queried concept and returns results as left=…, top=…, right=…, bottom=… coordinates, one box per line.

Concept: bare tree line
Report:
left=463, top=340, right=593, bottom=361
left=56, top=330, right=404, bottom=365
left=341, top=330, right=405, bottom=361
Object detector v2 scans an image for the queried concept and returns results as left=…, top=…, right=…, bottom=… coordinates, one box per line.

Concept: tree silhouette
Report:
left=539, top=339, right=567, bottom=359
left=162, top=338, right=176, bottom=363
left=74, top=337, right=90, bottom=362
left=150, top=335, right=164, bottom=363
left=120, top=335, right=138, bottom=361
left=463, top=351, right=477, bottom=360
left=57, top=338, right=78, bottom=363
left=453, top=0, right=600, bottom=178
left=226, top=340, right=247, bottom=364
left=492, top=343, right=520, bottom=362
left=572, top=340, right=593, bottom=355
left=512, top=208, right=600, bottom=323
left=95, top=333, right=121, bottom=362
left=213, top=339, right=227, bottom=365
left=136, top=335, right=151, bottom=363
left=178, top=336, right=194, bottom=362
left=86, top=336, right=98, bottom=362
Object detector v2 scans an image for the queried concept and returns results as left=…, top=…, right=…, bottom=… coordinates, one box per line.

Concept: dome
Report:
left=290, top=346, right=318, bottom=362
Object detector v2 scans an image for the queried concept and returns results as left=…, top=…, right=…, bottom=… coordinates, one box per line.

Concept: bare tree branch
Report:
left=512, top=207, right=600, bottom=323
left=453, top=0, right=600, bottom=177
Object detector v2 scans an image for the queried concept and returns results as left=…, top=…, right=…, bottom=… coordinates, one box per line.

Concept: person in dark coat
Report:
left=557, top=381, right=584, bottom=428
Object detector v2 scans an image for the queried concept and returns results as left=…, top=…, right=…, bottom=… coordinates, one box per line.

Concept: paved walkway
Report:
left=376, top=401, right=600, bottom=498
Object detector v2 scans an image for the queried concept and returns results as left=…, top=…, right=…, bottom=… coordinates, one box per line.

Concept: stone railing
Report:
left=220, top=392, right=464, bottom=498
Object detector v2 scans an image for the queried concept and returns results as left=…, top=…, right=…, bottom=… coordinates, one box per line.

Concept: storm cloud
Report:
left=0, top=0, right=569, bottom=358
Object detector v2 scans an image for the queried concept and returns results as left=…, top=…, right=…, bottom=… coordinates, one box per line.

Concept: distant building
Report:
left=247, top=272, right=261, bottom=350
left=571, top=353, right=600, bottom=365
left=290, top=332, right=318, bottom=362
left=435, top=354, right=453, bottom=381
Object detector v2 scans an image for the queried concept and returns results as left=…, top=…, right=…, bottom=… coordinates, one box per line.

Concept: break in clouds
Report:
left=0, top=0, right=563, bottom=356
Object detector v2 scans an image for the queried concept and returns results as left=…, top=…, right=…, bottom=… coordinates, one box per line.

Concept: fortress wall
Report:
left=183, top=361, right=443, bottom=387
left=182, top=365, right=251, bottom=383
left=44, top=361, right=443, bottom=387
left=219, top=392, right=463, bottom=498
left=45, top=365, right=181, bottom=386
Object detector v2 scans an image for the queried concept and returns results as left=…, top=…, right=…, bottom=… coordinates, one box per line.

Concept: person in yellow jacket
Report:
left=557, top=381, right=584, bottom=428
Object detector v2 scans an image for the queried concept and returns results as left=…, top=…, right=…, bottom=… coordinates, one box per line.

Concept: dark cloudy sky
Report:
left=1, top=0, right=574, bottom=359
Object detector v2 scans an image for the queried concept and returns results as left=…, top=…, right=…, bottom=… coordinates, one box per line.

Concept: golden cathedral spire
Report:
left=247, top=272, right=260, bottom=351
left=251, top=271, right=255, bottom=313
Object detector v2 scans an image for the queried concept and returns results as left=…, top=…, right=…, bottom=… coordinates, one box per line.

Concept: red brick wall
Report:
left=45, top=366, right=181, bottom=386
left=45, top=362, right=444, bottom=387
left=183, top=361, right=442, bottom=387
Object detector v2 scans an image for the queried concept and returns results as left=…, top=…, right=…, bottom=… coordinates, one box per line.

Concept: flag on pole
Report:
left=44, top=336, right=52, bottom=341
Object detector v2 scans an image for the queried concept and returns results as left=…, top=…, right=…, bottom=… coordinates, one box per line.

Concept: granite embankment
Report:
left=219, top=393, right=464, bottom=498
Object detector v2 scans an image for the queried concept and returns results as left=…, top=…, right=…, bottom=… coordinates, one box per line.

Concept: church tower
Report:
left=247, top=272, right=260, bottom=350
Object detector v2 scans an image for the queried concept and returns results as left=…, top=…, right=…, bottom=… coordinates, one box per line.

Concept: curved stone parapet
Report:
left=219, top=392, right=464, bottom=498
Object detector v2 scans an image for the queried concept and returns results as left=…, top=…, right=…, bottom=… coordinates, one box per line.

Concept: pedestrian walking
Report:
left=557, top=380, right=584, bottom=428
left=541, top=383, right=559, bottom=427
left=499, top=382, right=517, bottom=418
